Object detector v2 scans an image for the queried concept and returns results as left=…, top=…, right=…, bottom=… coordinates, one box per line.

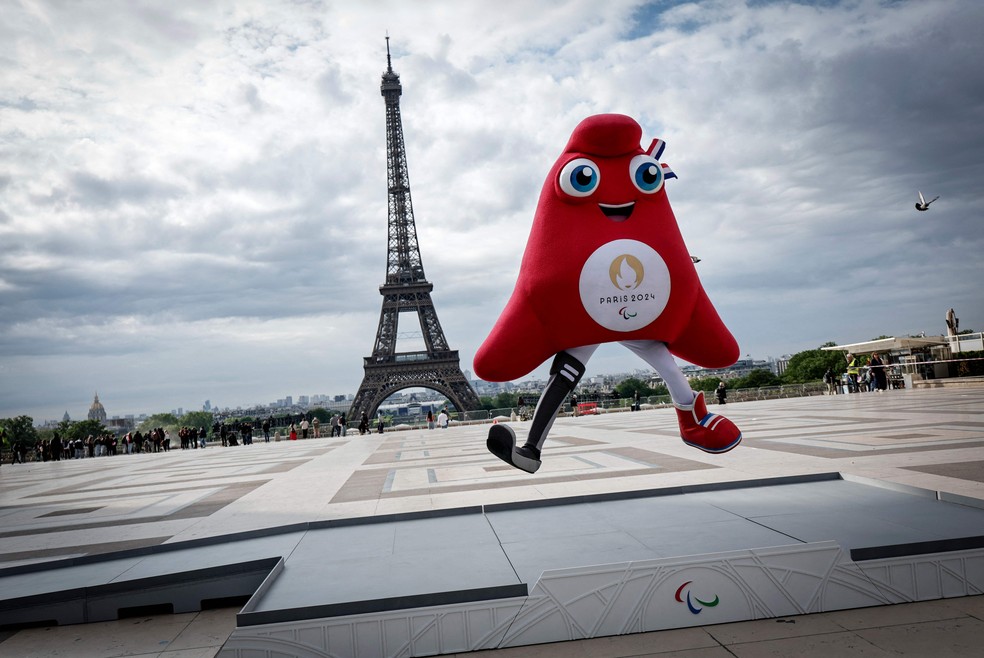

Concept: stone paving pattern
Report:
left=1, top=386, right=983, bottom=655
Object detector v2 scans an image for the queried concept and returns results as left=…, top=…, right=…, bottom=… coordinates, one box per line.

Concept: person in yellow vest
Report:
left=846, top=353, right=860, bottom=393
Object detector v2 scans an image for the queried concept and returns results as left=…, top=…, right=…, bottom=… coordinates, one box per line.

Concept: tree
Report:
left=181, top=411, right=214, bottom=432
left=493, top=392, right=519, bottom=409
left=781, top=344, right=846, bottom=383
left=138, top=413, right=179, bottom=433
left=741, top=369, right=781, bottom=388
left=308, top=407, right=332, bottom=423
left=478, top=393, right=521, bottom=410
left=63, top=419, right=108, bottom=443
left=689, top=377, right=722, bottom=393
left=0, top=416, right=39, bottom=449
left=614, top=378, right=653, bottom=399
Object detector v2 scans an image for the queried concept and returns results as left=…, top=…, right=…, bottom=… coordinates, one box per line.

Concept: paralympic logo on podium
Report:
left=675, top=580, right=721, bottom=615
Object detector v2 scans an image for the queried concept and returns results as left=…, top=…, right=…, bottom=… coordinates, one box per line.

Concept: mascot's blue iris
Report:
left=630, top=155, right=664, bottom=194
left=559, top=158, right=600, bottom=197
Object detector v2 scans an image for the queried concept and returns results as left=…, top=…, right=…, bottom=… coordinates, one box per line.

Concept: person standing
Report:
left=437, top=409, right=449, bottom=429
left=312, top=417, right=320, bottom=438
left=262, top=417, right=271, bottom=443
left=289, top=423, right=297, bottom=441
left=570, top=393, right=579, bottom=417
left=845, top=353, right=860, bottom=393
left=427, top=410, right=435, bottom=430
left=716, top=381, right=727, bottom=405
left=869, top=352, right=888, bottom=392
left=300, top=418, right=309, bottom=440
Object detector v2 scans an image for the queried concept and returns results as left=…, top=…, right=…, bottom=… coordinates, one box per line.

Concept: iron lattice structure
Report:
left=349, top=40, right=481, bottom=422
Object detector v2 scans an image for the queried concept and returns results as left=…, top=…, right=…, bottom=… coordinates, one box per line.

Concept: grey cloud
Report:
left=0, top=97, right=38, bottom=111
left=68, top=171, right=184, bottom=208
left=241, top=83, right=267, bottom=112
left=316, top=63, right=353, bottom=106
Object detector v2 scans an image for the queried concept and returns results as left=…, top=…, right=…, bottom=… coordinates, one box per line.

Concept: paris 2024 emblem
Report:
left=578, top=238, right=670, bottom=332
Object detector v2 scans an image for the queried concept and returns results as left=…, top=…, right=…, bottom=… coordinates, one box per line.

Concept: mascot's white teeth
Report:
left=599, top=202, right=635, bottom=222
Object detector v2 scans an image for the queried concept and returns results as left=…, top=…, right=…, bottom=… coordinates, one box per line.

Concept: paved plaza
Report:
left=1, top=386, right=983, bottom=656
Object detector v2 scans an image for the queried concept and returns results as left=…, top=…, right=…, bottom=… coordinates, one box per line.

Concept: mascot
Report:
left=474, top=114, right=741, bottom=473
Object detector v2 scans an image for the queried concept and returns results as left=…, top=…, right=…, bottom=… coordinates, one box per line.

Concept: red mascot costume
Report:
left=474, top=114, right=741, bottom=473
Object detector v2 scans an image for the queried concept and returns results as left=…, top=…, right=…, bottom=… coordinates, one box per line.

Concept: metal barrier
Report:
left=339, top=377, right=984, bottom=434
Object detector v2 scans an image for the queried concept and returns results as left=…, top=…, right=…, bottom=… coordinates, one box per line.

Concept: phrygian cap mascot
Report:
left=474, top=113, right=742, bottom=473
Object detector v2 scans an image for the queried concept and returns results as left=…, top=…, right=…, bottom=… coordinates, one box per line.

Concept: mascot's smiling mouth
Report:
left=599, top=202, right=635, bottom=222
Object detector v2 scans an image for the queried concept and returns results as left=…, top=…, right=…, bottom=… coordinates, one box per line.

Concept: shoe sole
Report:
left=487, top=425, right=541, bottom=473
left=683, top=433, right=742, bottom=454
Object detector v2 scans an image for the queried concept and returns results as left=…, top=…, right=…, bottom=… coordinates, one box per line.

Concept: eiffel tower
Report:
left=349, top=39, right=481, bottom=422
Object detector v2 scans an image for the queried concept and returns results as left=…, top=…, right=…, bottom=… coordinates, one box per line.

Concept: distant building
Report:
left=88, top=393, right=107, bottom=422
left=62, top=411, right=70, bottom=422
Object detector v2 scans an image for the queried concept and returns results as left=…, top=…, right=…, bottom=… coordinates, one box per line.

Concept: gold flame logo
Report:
left=609, top=254, right=644, bottom=291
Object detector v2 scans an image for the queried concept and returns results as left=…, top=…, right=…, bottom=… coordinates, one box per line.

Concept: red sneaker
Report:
left=675, top=391, right=742, bottom=453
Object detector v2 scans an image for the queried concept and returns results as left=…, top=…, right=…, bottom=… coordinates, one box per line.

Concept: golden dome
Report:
left=88, top=393, right=107, bottom=421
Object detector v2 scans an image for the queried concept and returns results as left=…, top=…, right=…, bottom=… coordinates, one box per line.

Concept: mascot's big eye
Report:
left=559, top=158, right=600, bottom=197
left=630, top=154, right=664, bottom=194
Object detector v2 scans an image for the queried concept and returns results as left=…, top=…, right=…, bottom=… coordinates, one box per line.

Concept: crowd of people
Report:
left=4, top=409, right=414, bottom=464
left=26, top=426, right=211, bottom=461
left=824, top=352, right=895, bottom=394
left=276, top=412, right=360, bottom=442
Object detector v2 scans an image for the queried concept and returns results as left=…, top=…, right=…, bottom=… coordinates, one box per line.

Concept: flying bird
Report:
left=690, top=256, right=701, bottom=264
left=915, top=191, right=939, bottom=211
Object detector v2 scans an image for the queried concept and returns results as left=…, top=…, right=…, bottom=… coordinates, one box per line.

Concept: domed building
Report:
left=88, top=393, right=107, bottom=422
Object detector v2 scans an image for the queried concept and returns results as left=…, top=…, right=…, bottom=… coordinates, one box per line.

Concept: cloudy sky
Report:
left=2, top=0, right=982, bottom=423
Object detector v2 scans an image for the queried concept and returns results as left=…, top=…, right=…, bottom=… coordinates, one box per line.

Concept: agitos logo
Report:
left=618, top=306, right=637, bottom=320
left=675, top=581, right=720, bottom=614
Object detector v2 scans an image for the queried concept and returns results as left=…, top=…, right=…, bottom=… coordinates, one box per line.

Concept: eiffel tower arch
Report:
left=349, top=39, right=481, bottom=422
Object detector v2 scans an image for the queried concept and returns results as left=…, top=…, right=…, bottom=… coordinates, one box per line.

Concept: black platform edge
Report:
left=236, top=583, right=530, bottom=627
left=838, top=473, right=940, bottom=500
left=482, top=472, right=844, bottom=513
left=0, top=557, right=282, bottom=612
left=0, top=524, right=310, bottom=579
left=0, top=508, right=484, bottom=580
left=851, top=535, right=984, bottom=561
left=307, top=505, right=483, bottom=531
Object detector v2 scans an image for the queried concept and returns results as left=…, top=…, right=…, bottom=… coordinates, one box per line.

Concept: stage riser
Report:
left=218, top=542, right=984, bottom=658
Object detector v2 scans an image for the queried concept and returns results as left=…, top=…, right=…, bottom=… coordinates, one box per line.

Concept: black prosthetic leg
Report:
left=487, top=351, right=586, bottom=473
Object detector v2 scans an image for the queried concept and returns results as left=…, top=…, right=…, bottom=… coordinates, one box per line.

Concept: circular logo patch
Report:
left=578, top=239, right=670, bottom=332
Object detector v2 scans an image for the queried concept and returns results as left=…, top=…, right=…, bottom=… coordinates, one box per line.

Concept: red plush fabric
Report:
left=474, top=114, right=738, bottom=382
